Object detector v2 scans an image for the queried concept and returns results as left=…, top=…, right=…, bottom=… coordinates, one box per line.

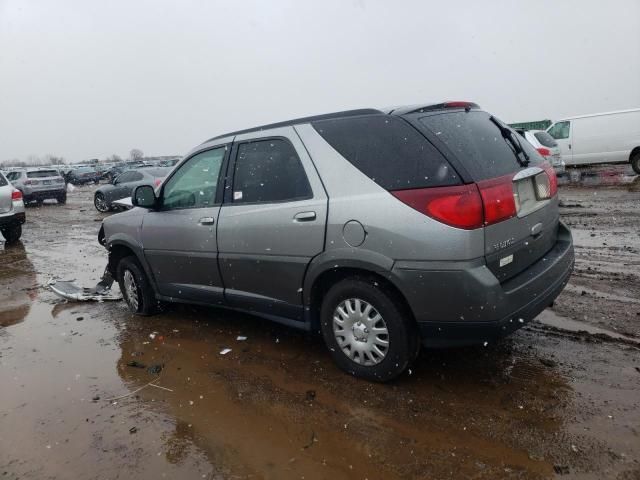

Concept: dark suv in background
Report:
left=100, top=102, right=574, bottom=381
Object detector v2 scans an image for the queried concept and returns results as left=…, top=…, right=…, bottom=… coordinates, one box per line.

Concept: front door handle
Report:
left=198, top=217, right=215, bottom=225
left=294, top=211, right=316, bottom=222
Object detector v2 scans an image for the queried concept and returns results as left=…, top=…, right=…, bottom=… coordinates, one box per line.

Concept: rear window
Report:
left=417, top=111, right=542, bottom=181
left=0, top=173, right=7, bottom=187
left=312, top=115, right=460, bottom=190
left=534, top=131, right=558, bottom=148
left=27, top=170, right=58, bottom=178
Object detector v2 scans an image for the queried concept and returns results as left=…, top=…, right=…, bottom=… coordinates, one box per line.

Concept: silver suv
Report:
left=5, top=168, right=66, bottom=204
left=99, top=102, right=574, bottom=381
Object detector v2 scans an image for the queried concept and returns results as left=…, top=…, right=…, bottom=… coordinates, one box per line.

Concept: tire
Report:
left=94, top=192, right=110, bottom=212
left=1, top=224, right=22, bottom=244
left=57, top=192, right=67, bottom=205
left=631, top=152, right=640, bottom=175
left=320, top=276, right=418, bottom=382
left=116, top=256, right=158, bottom=315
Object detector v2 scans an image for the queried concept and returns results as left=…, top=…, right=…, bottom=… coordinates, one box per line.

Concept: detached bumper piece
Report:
left=49, top=269, right=121, bottom=302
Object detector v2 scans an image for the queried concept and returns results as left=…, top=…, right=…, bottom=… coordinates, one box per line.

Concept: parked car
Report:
left=5, top=168, right=67, bottom=204
left=99, top=102, right=574, bottom=381
left=516, top=129, right=565, bottom=173
left=0, top=171, right=26, bottom=243
left=158, top=158, right=180, bottom=167
left=546, top=108, right=640, bottom=173
left=94, top=167, right=169, bottom=212
left=67, top=166, right=101, bottom=185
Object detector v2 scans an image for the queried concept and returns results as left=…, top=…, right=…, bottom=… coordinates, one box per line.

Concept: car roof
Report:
left=201, top=102, right=481, bottom=144
left=556, top=108, right=640, bottom=122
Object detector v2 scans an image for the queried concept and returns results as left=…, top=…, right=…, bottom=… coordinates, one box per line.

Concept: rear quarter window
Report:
left=0, top=173, right=7, bottom=187
left=312, top=115, right=460, bottom=190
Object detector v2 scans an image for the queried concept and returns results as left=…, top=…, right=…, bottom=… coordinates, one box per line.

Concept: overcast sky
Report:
left=1, top=0, right=639, bottom=163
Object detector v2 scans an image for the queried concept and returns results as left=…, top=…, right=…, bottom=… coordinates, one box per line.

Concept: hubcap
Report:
left=95, top=194, right=108, bottom=212
left=333, top=298, right=389, bottom=366
left=123, top=269, right=139, bottom=310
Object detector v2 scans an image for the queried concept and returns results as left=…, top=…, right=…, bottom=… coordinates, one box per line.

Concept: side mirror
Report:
left=132, top=185, right=157, bottom=208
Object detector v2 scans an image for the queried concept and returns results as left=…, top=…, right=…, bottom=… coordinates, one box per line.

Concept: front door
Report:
left=217, top=128, right=327, bottom=321
left=547, top=120, right=572, bottom=165
left=141, top=146, right=228, bottom=303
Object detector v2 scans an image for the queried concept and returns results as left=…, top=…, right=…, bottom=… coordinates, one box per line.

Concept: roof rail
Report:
left=202, top=108, right=383, bottom=144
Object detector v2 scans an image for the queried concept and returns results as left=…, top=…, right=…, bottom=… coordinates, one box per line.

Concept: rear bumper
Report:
left=0, top=211, right=26, bottom=228
left=24, top=188, right=65, bottom=199
left=392, top=222, right=574, bottom=347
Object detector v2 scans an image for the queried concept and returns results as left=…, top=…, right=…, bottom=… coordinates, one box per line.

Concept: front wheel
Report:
left=631, top=152, right=640, bottom=175
left=94, top=193, right=110, bottom=212
left=1, top=224, right=22, bottom=244
left=116, top=256, right=158, bottom=315
left=320, top=277, right=418, bottom=382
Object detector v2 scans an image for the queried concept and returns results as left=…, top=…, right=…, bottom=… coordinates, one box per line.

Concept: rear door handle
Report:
left=198, top=217, right=215, bottom=225
left=294, top=211, right=316, bottom=222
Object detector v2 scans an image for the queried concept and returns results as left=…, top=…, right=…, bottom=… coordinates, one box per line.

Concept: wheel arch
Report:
left=630, top=146, right=640, bottom=161
left=106, top=238, right=158, bottom=292
left=303, top=252, right=415, bottom=332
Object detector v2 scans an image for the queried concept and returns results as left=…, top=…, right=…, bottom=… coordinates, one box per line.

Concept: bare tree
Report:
left=107, top=154, right=123, bottom=163
left=130, top=149, right=144, bottom=161
left=44, top=154, right=65, bottom=165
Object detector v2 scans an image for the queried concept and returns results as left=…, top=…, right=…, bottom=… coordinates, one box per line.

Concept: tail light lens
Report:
left=540, top=163, right=558, bottom=198
left=392, top=175, right=517, bottom=229
left=11, top=189, right=23, bottom=201
left=477, top=175, right=517, bottom=226
left=391, top=184, right=484, bottom=230
left=536, top=147, right=551, bottom=157
left=154, top=179, right=163, bottom=187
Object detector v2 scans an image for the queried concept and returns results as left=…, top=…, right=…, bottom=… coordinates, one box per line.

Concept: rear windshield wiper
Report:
left=489, top=116, right=530, bottom=167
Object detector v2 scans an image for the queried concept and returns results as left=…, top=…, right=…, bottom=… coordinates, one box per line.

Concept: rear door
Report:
left=140, top=145, right=229, bottom=303
left=414, top=110, right=559, bottom=282
left=547, top=120, right=573, bottom=164
left=217, top=127, right=327, bottom=321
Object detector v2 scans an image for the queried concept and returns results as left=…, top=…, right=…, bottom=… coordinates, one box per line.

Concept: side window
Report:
left=6, top=172, right=19, bottom=181
left=129, top=172, right=144, bottom=182
left=162, top=147, right=225, bottom=210
left=232, top=139, right=312, bottom=204
left=548, top=121, right=570, bottom=140
left=116, top=172, right=135, bottom=183
left=0, top=174, right=7, bottom=187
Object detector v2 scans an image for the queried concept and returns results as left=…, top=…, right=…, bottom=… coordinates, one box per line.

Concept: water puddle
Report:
left=536, top=309, right=640, bottom=345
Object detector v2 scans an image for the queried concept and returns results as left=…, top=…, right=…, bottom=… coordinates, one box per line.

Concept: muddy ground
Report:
left=1, top=165, right=639, bottom=480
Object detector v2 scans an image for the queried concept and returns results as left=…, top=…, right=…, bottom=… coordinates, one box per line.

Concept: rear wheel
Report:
left=1, top=224, right=22, bottom=244
left=94, top=193, right=110, bottom=212
left=320, top=276, right=418, bottom=382
left=631, top=152, right=640, bottom=175
left=57, top=192, right=67, bottom=204
left=116, top=256, right=158, bottom=315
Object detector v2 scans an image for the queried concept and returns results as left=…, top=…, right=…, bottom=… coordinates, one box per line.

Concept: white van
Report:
left=546, top=108, right=640, bottom=174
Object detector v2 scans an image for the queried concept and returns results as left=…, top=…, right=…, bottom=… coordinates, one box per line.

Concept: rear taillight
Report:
left=540, top=163, right=558, bottom=198
left=11, top=189, right=22, bottom=201
left=391, top=184, right=484, bottom=230
left=536, top=147, right=551, bottom=157
left=154, top=179, right=163, bottom=187
left=24, top=180, right=32, bottom=185
left=392, top=175, right=517, bottom=229
left=477, top=175, right=517, bottom=226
